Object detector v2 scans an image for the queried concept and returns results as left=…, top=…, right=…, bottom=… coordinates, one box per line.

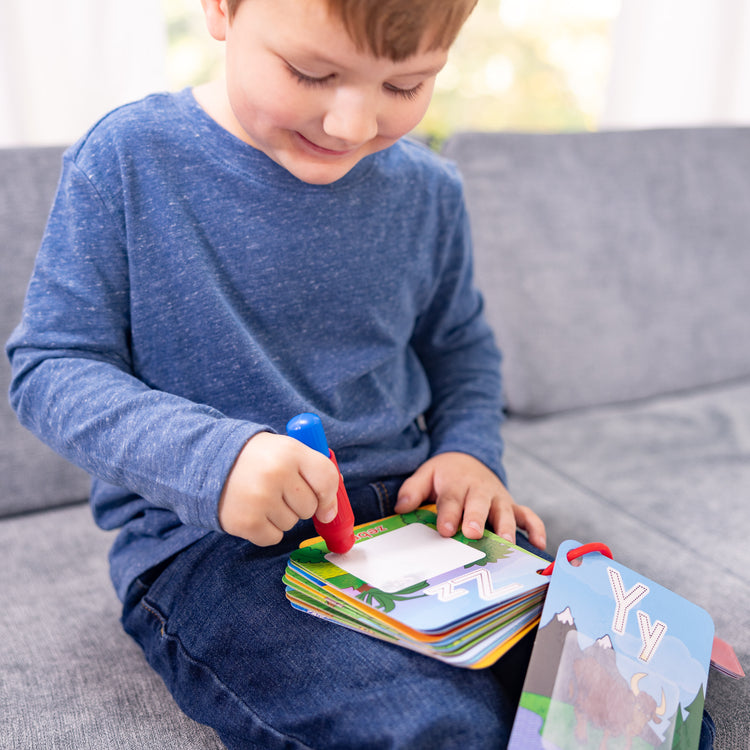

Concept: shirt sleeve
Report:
left=6, top=153, right=262, bottom=531
left=410, top=194, right=507, bottom=484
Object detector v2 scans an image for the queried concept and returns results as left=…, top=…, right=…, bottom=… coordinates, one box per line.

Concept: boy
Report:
left=7, top=0, right=547, bottom=747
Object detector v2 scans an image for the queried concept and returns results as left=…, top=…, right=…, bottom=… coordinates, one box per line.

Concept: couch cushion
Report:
left=0, top=502, right=224, bottom=749
left=444, top=128, right=750, bottom=416
left=1, top=146, right=90, bottom=516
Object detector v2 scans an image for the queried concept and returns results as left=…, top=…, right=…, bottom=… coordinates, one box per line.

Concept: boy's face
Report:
left=202, top=0, right=448, bottom=184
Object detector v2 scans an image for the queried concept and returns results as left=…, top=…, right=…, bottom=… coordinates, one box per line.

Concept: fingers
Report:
left=394, top=463, right=435, bottom=515
left=486, top=489, right=517, bottom=543
left=438, top=484, right=502, bottom=541
left=487, top=497, right=547, bottom=550
left=513, top=504, right=547, bottom=550
left=396, top=462, right=478, bottom=537
left=469, top=494, right=547, bottom=549
left=292, top=443, right=339, bottom=523
left=218, top=432, right=339, bottom=546
left=459, top=490, right=493, bottom=540
left=397, top=453, right=547, bottom=551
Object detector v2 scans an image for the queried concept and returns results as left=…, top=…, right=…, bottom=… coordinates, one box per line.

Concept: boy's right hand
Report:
left=218, top=432, right=340, bottom=546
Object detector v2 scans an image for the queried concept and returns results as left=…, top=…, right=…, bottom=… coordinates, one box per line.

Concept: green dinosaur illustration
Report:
left=355, top=580, right=430, bottom=613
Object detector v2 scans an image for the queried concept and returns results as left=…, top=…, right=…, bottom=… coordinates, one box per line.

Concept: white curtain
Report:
left=0, top=1, right=168, bottom=147
left=602, top=0, right=750, bottom=128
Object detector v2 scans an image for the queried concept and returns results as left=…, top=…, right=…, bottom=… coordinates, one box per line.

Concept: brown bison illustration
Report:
left=569, top=645, right=668, bottom=749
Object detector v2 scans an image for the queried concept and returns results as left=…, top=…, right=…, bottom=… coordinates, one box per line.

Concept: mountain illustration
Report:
left=523, top=609, right=580, bottom=698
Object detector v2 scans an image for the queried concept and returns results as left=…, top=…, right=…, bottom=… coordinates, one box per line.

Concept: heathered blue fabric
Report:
left=6, top=89, right=504, bottom=601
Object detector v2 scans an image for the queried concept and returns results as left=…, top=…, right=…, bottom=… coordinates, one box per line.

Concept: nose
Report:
left=322, top=87, right=378, bottom=146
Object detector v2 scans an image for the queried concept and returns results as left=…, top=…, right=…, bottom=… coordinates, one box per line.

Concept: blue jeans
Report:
left=121, top=480, right=714, bottom=749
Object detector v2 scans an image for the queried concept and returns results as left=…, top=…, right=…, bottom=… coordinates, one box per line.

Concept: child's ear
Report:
left=201, top=0, right=230, bottom=42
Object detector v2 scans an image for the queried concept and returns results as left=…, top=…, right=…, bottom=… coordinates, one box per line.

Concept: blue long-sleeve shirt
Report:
left=7, top=89, right=504, bottom=601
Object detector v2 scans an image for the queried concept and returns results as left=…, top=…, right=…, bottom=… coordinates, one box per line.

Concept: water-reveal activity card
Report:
left=508, top=539, right=714, bottom=750
left=284, top=506, right=549, bottom=668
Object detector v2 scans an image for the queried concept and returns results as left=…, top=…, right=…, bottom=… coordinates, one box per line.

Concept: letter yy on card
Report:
left=283, top=506, right=549, bottom=668
left=509, top=540, right=714, bottom=750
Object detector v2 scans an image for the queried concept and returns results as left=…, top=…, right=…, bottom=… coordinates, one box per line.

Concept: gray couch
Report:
left=2, top=128, right=748, bottom=749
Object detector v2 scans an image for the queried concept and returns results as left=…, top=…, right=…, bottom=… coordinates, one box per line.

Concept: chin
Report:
left=282, top=135, right=396, bottom=184
left=283, top=159, right=361, bottom=185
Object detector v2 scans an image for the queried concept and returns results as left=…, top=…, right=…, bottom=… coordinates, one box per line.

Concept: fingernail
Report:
left=467, top=521, right=482, bottom=536
left=502, top=533, right=514, bottom=543
left=394, top=496, right=408, bottom=512
left=319, top=507, right=337, bottom=524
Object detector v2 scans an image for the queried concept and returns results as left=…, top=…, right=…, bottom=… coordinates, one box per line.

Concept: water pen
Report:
left=285, top=413, right=355, bottom=554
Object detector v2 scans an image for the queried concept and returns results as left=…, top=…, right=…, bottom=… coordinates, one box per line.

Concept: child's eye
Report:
left=384, top=82, right=424, bottom=101
left=286, top=63, right=332, bottom=88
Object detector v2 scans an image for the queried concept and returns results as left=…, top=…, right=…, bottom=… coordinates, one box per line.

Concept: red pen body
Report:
left=313, top=449, right=355, bottom=554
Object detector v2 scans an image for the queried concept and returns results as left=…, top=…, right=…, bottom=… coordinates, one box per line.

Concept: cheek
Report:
left=226, top=57, right=304, bottom=132
left=229, top=83, right=300, bottom=137
left=379, top=101, right=431, bottom=140
left=378, top=84, right=436, bottom=140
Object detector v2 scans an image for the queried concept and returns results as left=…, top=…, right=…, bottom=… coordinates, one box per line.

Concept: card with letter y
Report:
left=509, top=540, right=714, bottom=750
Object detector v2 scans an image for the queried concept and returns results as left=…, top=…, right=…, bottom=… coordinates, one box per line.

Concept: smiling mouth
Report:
left=295, top=132, right=357, bottom=157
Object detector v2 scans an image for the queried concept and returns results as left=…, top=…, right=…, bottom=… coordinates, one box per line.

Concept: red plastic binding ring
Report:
left=539, top=542, right=613, bottom=576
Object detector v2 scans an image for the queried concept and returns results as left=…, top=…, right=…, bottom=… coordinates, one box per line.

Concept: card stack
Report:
left=283, top=506, right=549, bottom=668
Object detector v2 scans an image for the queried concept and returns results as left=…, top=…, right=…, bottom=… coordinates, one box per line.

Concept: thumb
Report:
left=296, top=445, right=339, bottom=524
left=395, top=462, right=435, bottom=514
left=313, top=461, right=341, bottom=525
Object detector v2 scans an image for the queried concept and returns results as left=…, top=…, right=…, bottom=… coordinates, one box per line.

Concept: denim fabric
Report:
left=700, top=712, right=716, bottom=750
left=122, top=481, right=548, bottom=749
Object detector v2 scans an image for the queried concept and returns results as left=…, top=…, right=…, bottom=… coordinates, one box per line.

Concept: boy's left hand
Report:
left=394, top=452, right=546, bottom=550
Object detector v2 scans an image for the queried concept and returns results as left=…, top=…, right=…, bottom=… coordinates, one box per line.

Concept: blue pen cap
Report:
left=285, top=413, right=330, bottom=456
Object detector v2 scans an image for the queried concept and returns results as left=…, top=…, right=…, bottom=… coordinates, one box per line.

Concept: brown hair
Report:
left=225, top=0, right=477, bottom=60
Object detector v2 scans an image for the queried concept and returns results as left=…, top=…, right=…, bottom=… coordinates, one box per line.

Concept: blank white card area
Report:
left=326, top=523, right=485, bottom=593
